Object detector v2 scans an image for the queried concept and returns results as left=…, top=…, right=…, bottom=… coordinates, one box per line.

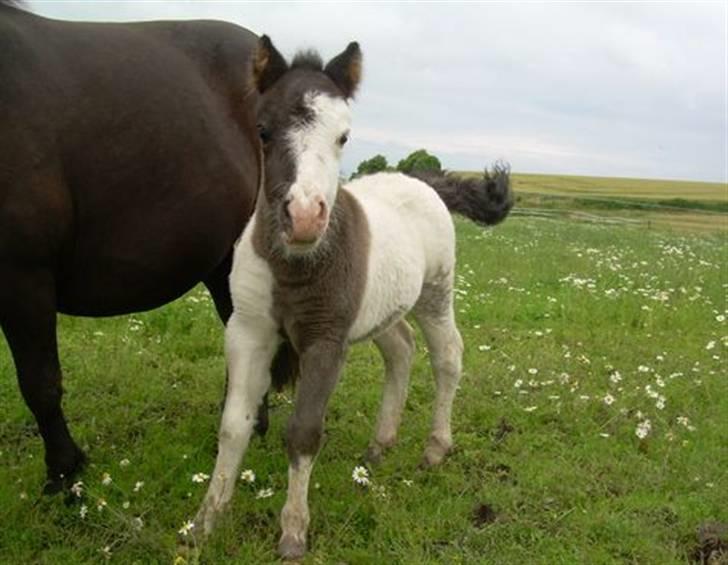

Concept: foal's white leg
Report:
left=366, top=320, right=416, bottom=463
left=194, top=312, right=279, bottom=535
left=415, top=281, right=464, bottom=467
left=278, top=454, right=314, bottom=558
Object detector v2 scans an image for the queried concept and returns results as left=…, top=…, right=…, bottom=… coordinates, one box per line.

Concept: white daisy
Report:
left=635, top=420, right=652, bottom=439
left=70, top=481, right=84, bottom=498
left=352, top=466, right=370, bottom=487
left=256, top=488, right=275, bottom=499
left=178, top=520, right=195, bottom=537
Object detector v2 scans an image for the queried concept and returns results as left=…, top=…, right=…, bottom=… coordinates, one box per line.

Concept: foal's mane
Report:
left=291, top=50, right=324, bottom=72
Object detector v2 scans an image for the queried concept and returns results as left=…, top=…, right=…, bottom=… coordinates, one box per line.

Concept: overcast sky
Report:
left=29, top=1, right=727, bottom=183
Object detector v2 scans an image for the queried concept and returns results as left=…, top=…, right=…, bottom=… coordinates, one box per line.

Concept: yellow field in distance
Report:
left=458, top=171, right=727, bottom=233
left=459, top=171, right=727, bottom=202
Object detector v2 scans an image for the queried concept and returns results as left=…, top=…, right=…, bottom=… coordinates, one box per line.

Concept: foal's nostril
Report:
left=317, top=199, right=327, bottom=219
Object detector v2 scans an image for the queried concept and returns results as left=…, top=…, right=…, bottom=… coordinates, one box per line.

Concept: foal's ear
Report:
left=324, top=42, right=362, bottom=99
left=252, top=35, right=289, bottom=93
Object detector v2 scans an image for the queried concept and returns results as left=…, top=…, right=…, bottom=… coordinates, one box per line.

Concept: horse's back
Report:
left=0, top=8, right=261, bottom=315
left=346, top=172, right=455, bottom=274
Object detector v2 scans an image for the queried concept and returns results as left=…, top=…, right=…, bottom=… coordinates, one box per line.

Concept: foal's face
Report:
left=259, top=78, right=351, bottom=253
left=252, top=37, right=361, bottom=255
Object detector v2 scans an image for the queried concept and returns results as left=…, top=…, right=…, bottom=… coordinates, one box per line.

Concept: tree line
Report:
left=350, top=149, right=442, bottom=179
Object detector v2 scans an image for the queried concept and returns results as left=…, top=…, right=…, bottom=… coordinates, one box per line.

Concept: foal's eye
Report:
left=338, top=133, right=349, bottom=146
left=257, top=124, right=271, bottom=144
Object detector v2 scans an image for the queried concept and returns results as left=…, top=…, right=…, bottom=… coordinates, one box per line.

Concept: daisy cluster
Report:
left=465, top=221, right=724, bottom=446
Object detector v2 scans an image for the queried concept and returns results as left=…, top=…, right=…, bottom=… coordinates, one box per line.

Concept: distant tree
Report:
left=350, top=154, right=389, bottom=179
left=397, top=149, right=442, bottom=175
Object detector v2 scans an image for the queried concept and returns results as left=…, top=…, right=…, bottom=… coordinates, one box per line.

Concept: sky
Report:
left=28, top=1, right=727, bottom=183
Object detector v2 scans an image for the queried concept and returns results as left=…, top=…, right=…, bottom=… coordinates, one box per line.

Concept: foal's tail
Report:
left=412, top=162, right=514, bottom=226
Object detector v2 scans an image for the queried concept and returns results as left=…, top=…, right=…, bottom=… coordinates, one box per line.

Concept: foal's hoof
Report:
left=43, top=448, right=88, bottom=495
left=175, top=541, right=201, bottom=562
left=419, top=437, right=452, bottom=468
left=192, top=504, right=219, bottom=540
left=278, top=534, right=307, bottom=561
left=364, top=443, right=384, bottom=465
left=365, top=437, right=396, bottom=465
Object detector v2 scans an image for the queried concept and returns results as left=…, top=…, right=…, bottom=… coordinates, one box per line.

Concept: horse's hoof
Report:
left=43, top=448, right=88, bottom=496
left=278, top=534, right=306, bottom=561
left=42, top=476, right=66, bottom=496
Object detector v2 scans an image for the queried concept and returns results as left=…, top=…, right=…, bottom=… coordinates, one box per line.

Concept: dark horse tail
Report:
left=411, top=162, right=514, bottom=226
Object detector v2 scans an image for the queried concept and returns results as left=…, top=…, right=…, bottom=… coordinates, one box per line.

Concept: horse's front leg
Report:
left=278, top=339, right=347, bottom=561
left=194, top=311, right=279, bottom=536
left=0, top=269, right=86, bottom=494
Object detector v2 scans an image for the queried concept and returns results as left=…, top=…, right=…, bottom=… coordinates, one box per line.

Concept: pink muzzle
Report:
left=286, top=195, right=329, bottom=245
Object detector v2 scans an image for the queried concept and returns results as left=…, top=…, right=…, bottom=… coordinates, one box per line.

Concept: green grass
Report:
left=1, top=216, right=726, bottom=564
left=517, top=193, right=728, bottom=214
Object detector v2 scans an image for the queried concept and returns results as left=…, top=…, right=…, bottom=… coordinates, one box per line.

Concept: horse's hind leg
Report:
left=366, top=319, right=416, bottom=463
left=414, top=274, right=464, bottom=467
left=204, top=253, right=234, bottom=323
left=0, top=270, right=86, bottom=493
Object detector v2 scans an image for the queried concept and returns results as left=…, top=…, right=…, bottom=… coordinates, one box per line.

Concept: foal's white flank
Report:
left=192, top=35, right=511, bottom=560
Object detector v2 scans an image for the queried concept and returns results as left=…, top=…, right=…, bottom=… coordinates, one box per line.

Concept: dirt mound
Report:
left=692, top=522, right=728, bottom=564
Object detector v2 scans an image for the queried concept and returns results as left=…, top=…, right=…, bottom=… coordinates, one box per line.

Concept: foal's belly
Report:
left=347, top=300, right=415, bottom=343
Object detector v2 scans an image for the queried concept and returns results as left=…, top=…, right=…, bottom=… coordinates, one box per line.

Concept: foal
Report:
left=193, top=36, right=513, bottom=559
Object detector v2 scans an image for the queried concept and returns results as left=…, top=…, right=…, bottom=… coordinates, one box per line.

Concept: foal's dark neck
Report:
left=251, top=186, right=370, bottom=351
left=252, top=187, right=355, bottom=278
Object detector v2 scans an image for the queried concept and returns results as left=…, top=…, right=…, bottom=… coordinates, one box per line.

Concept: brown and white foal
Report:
left=193, top=36, right=513, bottom=560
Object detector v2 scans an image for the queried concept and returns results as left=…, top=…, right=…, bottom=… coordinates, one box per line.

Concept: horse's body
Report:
left=0, top=2, right=261, bottom=491
left=193, top=36, right=513, bottom=559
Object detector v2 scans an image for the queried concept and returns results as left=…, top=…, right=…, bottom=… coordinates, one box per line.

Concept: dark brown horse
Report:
left=0, top=1, right=266, bottom=493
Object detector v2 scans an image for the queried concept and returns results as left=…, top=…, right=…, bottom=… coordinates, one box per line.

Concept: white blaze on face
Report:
left=286, top=92, right=351, bottom=229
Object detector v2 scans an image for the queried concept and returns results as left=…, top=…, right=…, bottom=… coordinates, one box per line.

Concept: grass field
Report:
left=0, top=180, right=727, bottom=563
